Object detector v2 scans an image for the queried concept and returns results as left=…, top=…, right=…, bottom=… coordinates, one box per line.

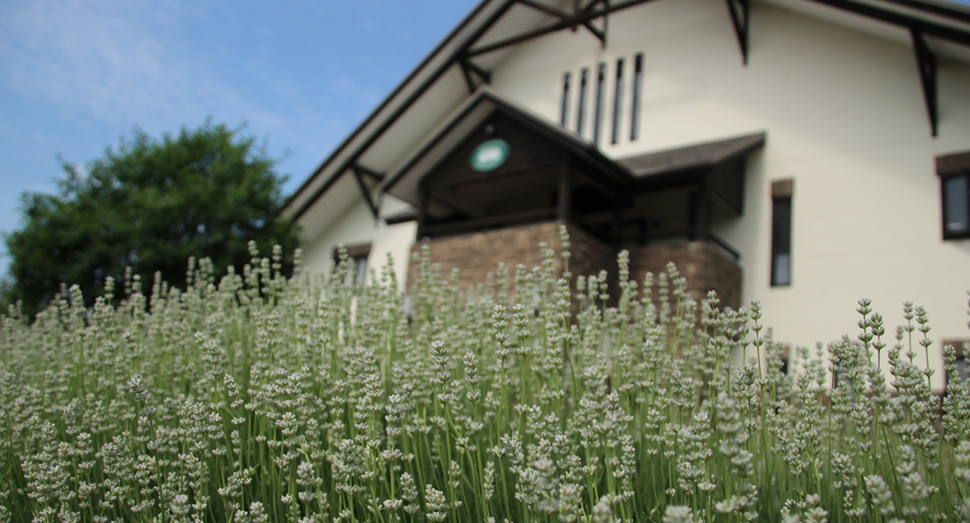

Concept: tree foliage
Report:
left=4, top=120, right=299, bottom=316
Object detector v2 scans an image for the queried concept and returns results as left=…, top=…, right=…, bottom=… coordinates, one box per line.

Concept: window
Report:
left=942, top=174, right=970, bottom=239
left=630, top=53, right=643, bottom=141
left=593, top=63, right=606, bottom=145
left=577, top=68, right=589, bottom=136
left=560, top=72, right=571, bottom=127
left=611, top=58, right=624, bottom=145
left=938, top=150, right=970, bottom=240
left=944, top=340, right=970, bottom=389
left=771, top=179, right=793, bottom=287
left=333, top=243, right=371, bottom=285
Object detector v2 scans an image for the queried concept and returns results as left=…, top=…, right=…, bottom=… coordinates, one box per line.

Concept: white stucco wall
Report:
left=486, top=0, right=970, bottom=385
left=300, top=185, right=416, bottom=288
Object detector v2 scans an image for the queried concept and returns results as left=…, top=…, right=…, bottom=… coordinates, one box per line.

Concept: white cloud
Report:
left=0, top=0, right=196, bottom=122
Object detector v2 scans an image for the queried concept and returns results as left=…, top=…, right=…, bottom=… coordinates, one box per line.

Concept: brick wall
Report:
left=406, top=223, right=740, bottom=310
left=407, top=221, right=615, bottom=294
left=628, top=242, right=742, bottom=310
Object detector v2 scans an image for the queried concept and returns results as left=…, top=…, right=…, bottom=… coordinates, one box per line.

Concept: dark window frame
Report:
left=630, top=53, right=643, bottom=141
left=940, top=173, right=970, bottom=240
left=577, top=68, right=589, bottom=136
left=611, top=58, right=624, bottom=145
left=333, top=243, right=371, bottom=285
left=937, top=150, right=970, bottom=240
left=593, top=63, right=606, bottom=145
left=560, top=72, right=571, bottom=127
left=770, top=179, right=793, bottom=287
left=944, top=339, right=970, bottom=390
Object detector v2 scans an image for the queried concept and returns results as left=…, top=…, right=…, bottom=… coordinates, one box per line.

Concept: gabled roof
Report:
left=620, top=133, right=767, bottom=178
left=380, top=87, right=635, bottom=206
left=284, top=0, right=970, bottom=222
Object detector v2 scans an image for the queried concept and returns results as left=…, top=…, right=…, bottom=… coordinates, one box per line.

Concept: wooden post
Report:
left=691, top=184, right=712, bottom=242
left=558, top=164, right=572, bottom=223
left=417, top=189, right=429, bottom=238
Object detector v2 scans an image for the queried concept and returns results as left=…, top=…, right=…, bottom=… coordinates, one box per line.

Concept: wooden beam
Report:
left=690, top=186, right=713, bottom=242
left=353, top=163, right=384, bottom=180
left=352, top=167, right=379, bottom=218
left=459, top=60, right=478, bottom=93
left=558, top=164, right=572, bottom=222
left=911, top=27, right=938, bottom=137
left=516, top=0, right=571, bottom=19
left=806, top=0, right=970, bottom=46
left=466, top=0, right=656, bottom=57
left=417, top=190, right=429, bottom=238
left=464, top=59, right=492, bottom=84
left=611, top=201, right=623, bottom=250
left=458, top=57, right=492, bottom=93
left=725, top=0, right=750, bottom=65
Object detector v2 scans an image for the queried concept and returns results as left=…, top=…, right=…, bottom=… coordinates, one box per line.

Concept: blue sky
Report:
left=0, top=0, right=479, bottom=274
left=1, top=0, right=969, bottom=276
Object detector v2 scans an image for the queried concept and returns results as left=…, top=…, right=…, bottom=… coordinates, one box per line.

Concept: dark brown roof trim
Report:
left=384, top=208, right=418, bottom=225
left=809, top=0, right=970, bottom=45
left=873, top=0, right=970, bottom=25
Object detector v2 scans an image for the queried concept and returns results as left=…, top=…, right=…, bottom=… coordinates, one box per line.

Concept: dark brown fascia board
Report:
left=380, top=88, right=636, bottom=201
left=384, top=208, right=418, bottom=225
left=286, top=0, right=515, bottom=221
left=877, top=0, right=970, bottom=25
left=466, top=0, right=658, bottom=57
left=805, top=0, right=970, bottom=45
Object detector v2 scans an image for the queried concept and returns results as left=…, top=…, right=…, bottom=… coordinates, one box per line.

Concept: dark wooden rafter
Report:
left=459, top=57, right=492, bottom=93
left=558, top=164, right=572, bottom=222
left=803, top=0, right=970, bottom=137
left=352, top=166, right=380, bottom=218
left=354, top=163, right=384, bottom=180
left=517, top=0, right=571, bottom=19
left=910, top=27, right=938, bottom=137
left=725, top=0, right=750, bottom=64
left=467, top=0, right=655, bottom=57
left=516, top=0, right=607, bottom=46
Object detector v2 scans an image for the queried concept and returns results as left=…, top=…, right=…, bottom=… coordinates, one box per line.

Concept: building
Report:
left=283, top=0, right=970, bottom=387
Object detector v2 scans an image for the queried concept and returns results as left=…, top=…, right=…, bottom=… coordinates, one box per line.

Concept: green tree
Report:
left=3, top=120, right=299, bottom=317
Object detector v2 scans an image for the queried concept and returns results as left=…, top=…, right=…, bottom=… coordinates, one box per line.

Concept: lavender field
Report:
left=2, top=229, right=968, bottom=523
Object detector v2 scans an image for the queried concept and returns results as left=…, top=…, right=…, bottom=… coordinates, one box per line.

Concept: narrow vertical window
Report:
left=334, top=243, right=371, bottom=286
left=560, top=72, right=571, bottom=127
left=576, top=68, right=589, bottom=136
left=937, top=151, right=970, bottom=240
left=942, top=174, right=970, bottom=238
left=944, top=340, right=970, bottom=389
left=593, top=63, right=606, bottom=145
left=611, top=58, right=624, bottom=144
left=770, top=179, right=793, bottom=287
left=630, top=53, right=643, bottom=141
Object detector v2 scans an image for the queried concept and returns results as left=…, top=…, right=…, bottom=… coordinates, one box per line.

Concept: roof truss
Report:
left=725, top=0, right=751, bottom=64
left=465, top=0, right=655, bottom=58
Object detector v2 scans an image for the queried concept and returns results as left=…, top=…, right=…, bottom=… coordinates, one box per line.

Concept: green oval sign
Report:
left=470, top=139, right=510, bottom=172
